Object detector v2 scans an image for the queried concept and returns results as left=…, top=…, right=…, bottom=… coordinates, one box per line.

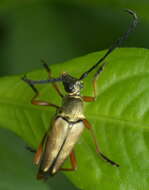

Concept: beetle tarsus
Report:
left=22, top=75, right=39, bottom=94
left=26, top=146, right=36, bottom=153
left=99, top=152, right=119, bottom=167
left=42, top=60, right=51, bottom=73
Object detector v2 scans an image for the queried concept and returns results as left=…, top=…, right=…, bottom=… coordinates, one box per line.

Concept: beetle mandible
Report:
left=22, top=9, right=138, bottom=179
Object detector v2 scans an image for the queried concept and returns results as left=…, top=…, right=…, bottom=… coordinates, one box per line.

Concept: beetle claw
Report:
left=26, top=146, right=36, bottom=153
left=21, top=74, right=28, bottom=82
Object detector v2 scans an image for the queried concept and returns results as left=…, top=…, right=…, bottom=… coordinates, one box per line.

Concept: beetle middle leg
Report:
left=26, top=133, right=48, bottom=165
left=42, top=60, right=63, bottom=98
left=82, top=62, right=108, bottom=102
left=82, top=119, right=119, bottom=167
left=60, top=150, right=77, bottom=171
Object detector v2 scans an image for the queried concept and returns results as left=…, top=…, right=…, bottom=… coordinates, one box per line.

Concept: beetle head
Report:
left=62, top=72, right=83, bottom=95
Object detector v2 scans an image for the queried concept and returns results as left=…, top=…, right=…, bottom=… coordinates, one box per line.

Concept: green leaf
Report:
left=0, top=48, right=149, bottom=190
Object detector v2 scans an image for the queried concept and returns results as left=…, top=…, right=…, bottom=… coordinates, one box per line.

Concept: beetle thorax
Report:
left=58, top=96, right=85, bottom=122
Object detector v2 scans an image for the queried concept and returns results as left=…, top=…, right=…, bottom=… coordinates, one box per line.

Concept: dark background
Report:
left=0, top=0, right=147, bottom=76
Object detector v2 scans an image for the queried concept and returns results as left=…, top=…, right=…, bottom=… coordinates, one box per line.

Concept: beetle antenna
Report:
left=79, top=9, right=138, bottom=80
left=22, top=75, right=62, bottom=84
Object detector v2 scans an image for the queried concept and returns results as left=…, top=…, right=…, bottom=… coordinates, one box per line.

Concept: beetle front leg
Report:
left=60, top=150, right=77, bottom=171
left=82, top=62, right=108, bottom=102
left=82, top=119, right=119, bottom=167
left=42, top=60, right=64, bottom=98
left=22, top=76, right=59, bottom=109
left=82, top=77, right=96, bottom=102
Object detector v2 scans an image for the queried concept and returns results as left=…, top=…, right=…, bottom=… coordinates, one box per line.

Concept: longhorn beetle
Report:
left=22, top=9, right=138, bottom=179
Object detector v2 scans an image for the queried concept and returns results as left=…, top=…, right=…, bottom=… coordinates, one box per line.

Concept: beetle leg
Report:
left=42, top=60, right=64, bottom=98
left=31, top=89, right=59, bottom=108
left=82, top=119, right=119, bottom=167
left=82, top=62, right=108, bottom=102
left=37, top=151, right=77, bottom=179
left=34, top=133, right=47, bottom=165
left=22, top=77, right=60, bottom=108
left=82, top=77, right=96, bottom=102
left=26, top=146, right=36, bottom=153
left=60, top=150, right=77, bottom=171
left=82, top=96, right=95, bottom=102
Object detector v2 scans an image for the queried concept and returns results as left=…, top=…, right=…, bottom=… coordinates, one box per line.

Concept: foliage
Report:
left=0, top=48, right=149, bottom=189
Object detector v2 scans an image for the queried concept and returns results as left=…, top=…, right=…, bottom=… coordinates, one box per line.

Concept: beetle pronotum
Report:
left=22, top=9, right=138, bottom=179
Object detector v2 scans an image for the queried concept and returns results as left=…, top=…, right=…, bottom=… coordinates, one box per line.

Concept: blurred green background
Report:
left=0, top=0, right=147, bottom=76
left=0, top=0, right=148, bottom=189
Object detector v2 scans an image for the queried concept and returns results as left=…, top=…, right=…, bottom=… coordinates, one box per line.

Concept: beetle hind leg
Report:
left=83, top=119, right=119, bottom=167
left=99, top=152, right=119, bottom=167
left=60, top=150, right=77, bottom=172
left=36, top=150, right=77, bottom=180
left=26, top=146, right=36, bottom=153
